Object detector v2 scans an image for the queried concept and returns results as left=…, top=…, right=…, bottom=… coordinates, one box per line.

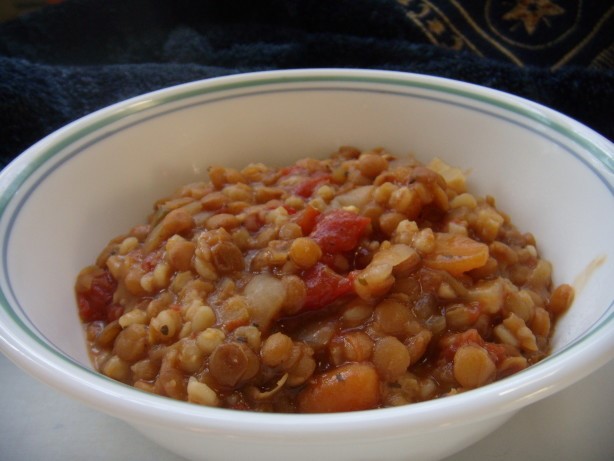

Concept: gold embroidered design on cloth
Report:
left=503, top=0, right=565, bottom=35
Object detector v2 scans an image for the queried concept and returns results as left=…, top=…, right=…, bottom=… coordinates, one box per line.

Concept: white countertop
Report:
left=1, top=354, right=612, bottom=461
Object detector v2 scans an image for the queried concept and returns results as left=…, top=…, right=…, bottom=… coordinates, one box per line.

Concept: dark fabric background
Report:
left=1, top=0, right=613, bottom=168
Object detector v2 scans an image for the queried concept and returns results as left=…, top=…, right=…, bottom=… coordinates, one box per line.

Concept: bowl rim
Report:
left=0, top=68, right=613, bottom=437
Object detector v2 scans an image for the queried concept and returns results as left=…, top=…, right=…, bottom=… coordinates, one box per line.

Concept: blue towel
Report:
left=1, top=0, right=613, bottom=167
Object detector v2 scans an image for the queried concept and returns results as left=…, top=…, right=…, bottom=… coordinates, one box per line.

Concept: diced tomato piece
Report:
left=293, top=205, right=321, bottom=235
left=310, top=209, right=370, bottom=254
left=77, top=271, right=118, bottom=322
left=106, top=304, right=125, bottom=322
left=294, top=173, right=331, bottom=198
left=302, top=263, right=354, bottom=310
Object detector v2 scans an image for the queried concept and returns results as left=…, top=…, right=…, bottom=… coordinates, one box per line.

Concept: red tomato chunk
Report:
left=294, top=173, right=332, bottom=198
left=302, top=263, right=354, bottom=310
left=77, top=270, right=118, bottom=322
left=310, top=209, right=370, bottom=254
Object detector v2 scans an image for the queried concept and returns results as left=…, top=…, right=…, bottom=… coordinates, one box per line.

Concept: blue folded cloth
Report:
left=1, top=0, right=613, bottom=167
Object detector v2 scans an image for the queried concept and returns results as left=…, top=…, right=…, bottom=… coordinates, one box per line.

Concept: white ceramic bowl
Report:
left=0, top=69, right=612, bottom=461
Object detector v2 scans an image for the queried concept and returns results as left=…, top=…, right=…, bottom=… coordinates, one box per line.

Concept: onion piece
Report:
left=370, top=243, right=418, bottom=267
left=331, top=185, right=374, bottom=210
left=244, top=274, right=286, bottom=330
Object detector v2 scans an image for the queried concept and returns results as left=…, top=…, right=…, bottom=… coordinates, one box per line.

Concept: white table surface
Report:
left=1, top=354, right=612, bottom=461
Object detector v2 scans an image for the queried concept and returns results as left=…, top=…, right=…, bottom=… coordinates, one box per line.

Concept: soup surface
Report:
left=76, top=147, right=573, bottom=413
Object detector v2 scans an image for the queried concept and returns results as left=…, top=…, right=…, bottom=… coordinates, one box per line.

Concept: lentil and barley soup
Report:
left=76, top=147, right=573, bottom=413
